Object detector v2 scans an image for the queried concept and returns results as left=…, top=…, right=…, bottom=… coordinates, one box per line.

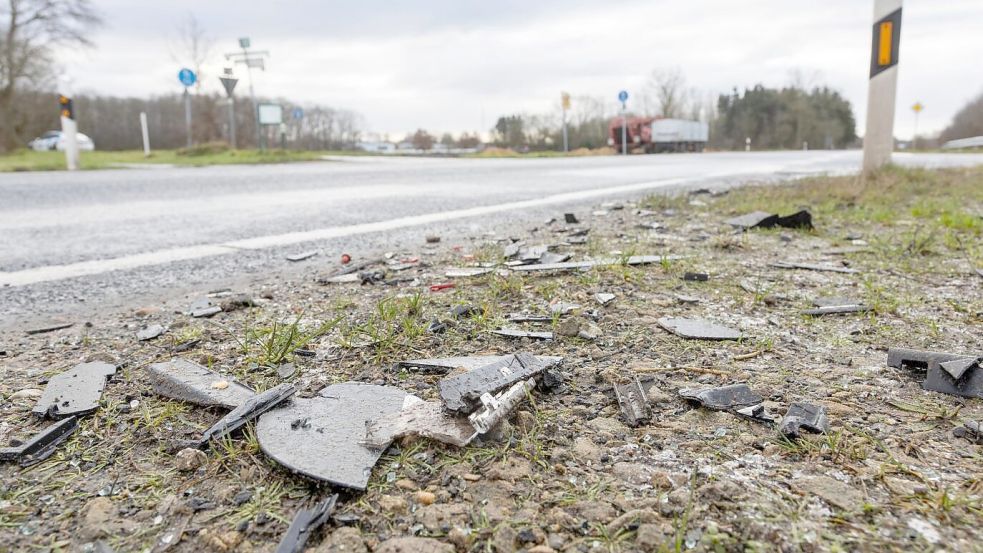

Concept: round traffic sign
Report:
left=178, top=68, right=197, bottom=87
left=292, top=107, right=304, bottom=120
left=618, top=90, right=629, bottom=102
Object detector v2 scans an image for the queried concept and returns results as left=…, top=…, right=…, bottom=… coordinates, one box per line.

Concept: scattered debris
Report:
left=779, top=403, right=829, bottom=439
left=188, top=297, right=222, bottom=318
left=25, top=322, right=74, bottom=335
left=396, top=355, right=562, bottom=374
left=444, top=267, right=493, bottom=278
left=275, top=494, right=339, bottom=553
left=490, top=328, right=553, bottom=341
left=146, top=358, right=255, bottom=409
left=887, top=348, right=983, bottom=399
left=683, top=272, right=709, bottom=282
left=953, top=420, right=982, bottom=444
left=256, top=382, right=410, bottom=490
left=425, top=235, right=441, bottom=243
left=438, top=353, right=546, bottom=414
left=469, top=378, right=536, bottom=433
left=199, top=383, right=296, bottom=448
left=594, top=293, right=616, bottom=305
left=939, top=356, right=981, bottom=380
left=771, top=261, right=859, bottom=274
left=137, top=324, right=166, bottom=341
left=564, top=213, right=579, bottom=224
left=735, top=404, right=778, bottom=425
left=0, top=416, right=78, bottom=466
left=612, top=374, right=650, bottom=427
left=429, top=283, right=456, bottom=292
left=450, top=305, right=480, bottom=319
left=33, top=362, right=117, bottom=418
left=657, top=317, right=742, bottom=340
left=549, top=302, right=580, bottom=315
left=511, top=255, right=682, bottom=273
left=801, top=304, right=870, bottom=316
left=507, top=313, right=553, bottom=323
left=363, top=397, right=477, bottom=448
left=286, top=251, right=318, bottom=262
left=726, top=210, right=813, bottom=230
left=679, top=384, right=763, bottom=411
left=277, top=362, right=297, bottom=379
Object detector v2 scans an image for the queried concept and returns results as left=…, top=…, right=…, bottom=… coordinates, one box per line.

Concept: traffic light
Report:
left=59, top=95, right=74, bottom=120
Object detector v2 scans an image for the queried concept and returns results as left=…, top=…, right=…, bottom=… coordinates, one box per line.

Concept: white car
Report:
left=28, top=130, right=96, bottom=152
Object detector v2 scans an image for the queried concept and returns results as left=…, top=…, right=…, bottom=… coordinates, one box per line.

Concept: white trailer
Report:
left=649, top=119, right=709, bottom=153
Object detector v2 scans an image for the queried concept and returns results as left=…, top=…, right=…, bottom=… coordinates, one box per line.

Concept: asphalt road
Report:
left=2, top=150, right=982, bottom=328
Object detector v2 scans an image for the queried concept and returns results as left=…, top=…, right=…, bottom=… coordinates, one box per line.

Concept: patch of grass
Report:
left=0, top=148, right=335, bottom=172
left=237, top=313, right=340, bottom=366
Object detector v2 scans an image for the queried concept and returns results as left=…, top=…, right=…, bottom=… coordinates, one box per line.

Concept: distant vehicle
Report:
left=28, top=131, right=96, bottom=152
left=608, top=117, right=707, bottom=153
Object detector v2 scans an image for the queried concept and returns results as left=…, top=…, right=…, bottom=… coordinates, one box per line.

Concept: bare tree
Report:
left=644, top=67, right=690, bottom=118
left=0, top=0, right=101, bottom=151
left=171, top=13, right=212, bottom=93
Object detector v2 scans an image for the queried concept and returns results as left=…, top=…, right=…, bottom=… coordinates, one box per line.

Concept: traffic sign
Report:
left=561, top=92, right=571, bottom=110
left=178, top=68, right=197, bottom=87
left=292, top=107, right=304, bottom=120
left=911, top=102, right=923, bottom=113
left=618, top=90, right=628, bottom=103
left=219, top=76, right=238, bottom=97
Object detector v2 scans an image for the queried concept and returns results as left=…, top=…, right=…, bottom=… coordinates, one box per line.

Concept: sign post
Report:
left=178, top=68, right=197, bottom=148
left=911, top=101, right=923, bottom=150
left=618, top=90, right=629, bottom=156
left=140, top=112, right=151, bottom=157
left=862, top=0, right=902, bottom=175
left=225, top=37, right=270, bottom=150
left=58, top=94, right=79, bottom=170
left=220, top=68, right=239, bottom=149
left=561, top=92, right=570, bottom=153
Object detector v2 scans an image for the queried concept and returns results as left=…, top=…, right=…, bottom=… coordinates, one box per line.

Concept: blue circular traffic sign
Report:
left=618, top=90, right=629, bottom=102
left=292, top=107, right=304, bottom=120
left=178, top=68, right=197, bottom=87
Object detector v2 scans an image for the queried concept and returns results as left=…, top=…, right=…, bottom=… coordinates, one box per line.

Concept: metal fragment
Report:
left=771, top=261, right=859, bottom=274
left=0, top=416, right=78, bottom=466
left=256, top=383, right=410, bottom=490
left=25, top=322, right=73, bottom=335
left=146, top=358, right=255, bottom=409
left=33, top=362, right=116, bottom=418
left=657, top=317, right=741, bottom=340
left=363, top=397, right=477, bottom=448
left=490, top=328, right=554, bottom=341
left=613, top=375, right=650, bottom=427
left=137, top=324, right=166, bottom=341
left=469, top=379, right=536, bottom=433
left=199, top=384, right=296, bottom=447
left=679, top=384, right=763, bottom=410
left=275, top=494, right=339, bottom=553
left=779, top=402, right=829, bottom=438
left=438, top=352, right=545, bottom=414
left=285, top=251, right=318, bottom=262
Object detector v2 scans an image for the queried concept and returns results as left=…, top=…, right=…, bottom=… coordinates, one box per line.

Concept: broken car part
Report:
left=199, top=383, right=296, bottom=447
left=146, top=358, right=255, bottom=409
left=490, top=328, right=554, bottom=341
left=0, top=416, right=78, bottom=466
left=469, top=378, right=536, bottom=434
left=770, top=261, right=859, bottom=274
left=886, top=348, right=983, bottom=399
left=444, top=267, right=494, bottom=278
left=256, top=382, right=410, bottom=490
left=682, top=272, right=709, bottom=282
left=679, top=384, right=763, bottom=411
left=726, top=210, right=813, bottom=230
left=779, top=402, right=829, bottom=439
left=363, top=397, right=477, bottom=448
left=735, top=404, right=778, bottom=425
left=595, top=293, right=616, bottom=306
left=512, top=255, right=684, bottom=273
left=275, top=494, right=339, bottom=553
left=25, top=322, right=74, bottom=335
left=285, top=251, right=318, bottom=262
left=657, top=317, right=742, bottom=340
left=613, top=375, right=650, bottom=427
left=953, top=420, right=982, bottom=444
left=33, top=362, right=116, bottom=418
left=396, top=354, right=562, bottom=375
left=137, top=324, right=166, bottom=341
left=438, top=352, right=546, bottom=414
left=801, top=304, right=871, bottom=316
left=564, top=213, right=579, bottom=224
left=187, top=297, right=222, bottom=318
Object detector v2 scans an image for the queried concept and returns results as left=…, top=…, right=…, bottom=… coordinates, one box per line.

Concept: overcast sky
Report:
left=60, top=0, right=983, bottom=140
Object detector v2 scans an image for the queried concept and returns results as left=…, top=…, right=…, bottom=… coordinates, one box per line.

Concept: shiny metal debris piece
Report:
left=469, top=378, right=536, bottom=434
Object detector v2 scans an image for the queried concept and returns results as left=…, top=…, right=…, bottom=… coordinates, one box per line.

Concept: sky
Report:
left=58, top=0, right=983, bottom=140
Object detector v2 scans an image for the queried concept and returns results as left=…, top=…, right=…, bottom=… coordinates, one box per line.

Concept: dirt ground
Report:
left=1, top=165, right=981, bottom=552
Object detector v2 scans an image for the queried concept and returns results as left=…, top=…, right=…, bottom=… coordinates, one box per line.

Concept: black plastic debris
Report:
left=469, top=378, right=536, bottom=434
left=137, top=324, right=166, bottom=341
left=285, top=251, right=318, bottom=262
left=363, top=397, right=477, bottom=448
left=277, top=363, right=297, bottom=379
left=33, top=362, right=116, bottom=418
left=25, top=322, right=74, bottom=335
left=679, top=384, right=763, bottom=410
left=613, top=375, right=650, bottom=427
left=726, top=210, right=813, bottom=230
left=0, top=416, right=78, bottom=466
left=450, top=305, right=480, bottom=319
left=490, top=328, right=554, bottom=341
left=426, top=319, right=448, bottom=334
left=735, top=404, right=778, bottom=425
left=199, top=383, right=296, bottom=448
left=172, top=339, right=201, bottom=353
left=953, top=420, right=982, bottom=444
left=887, top=348, right=983, bottom=399
left=275, top=494, right=339, bottom=553
left=657, top=317, right=742, bottom=340
left=438, top=352, right=546, bottom=414
left=940, top=357, right=981, bottom=381
left=507, top=314, right=553, bottom=323
left=146, top=358, right=255, bottom=409
left=771, top=261, right=859, bottom=274
left=564, top=213, right=579, bottom=224
left=188, top=297, right=222, bottom=318
left=256, top=382, right=409, bottom=490
left=683, top=272, right=709, bottom=282
left=779, top=402, right=829, bottom=439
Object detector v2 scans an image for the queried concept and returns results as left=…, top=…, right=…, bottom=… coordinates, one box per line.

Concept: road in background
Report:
left=1, top=150, right=981, bottom=327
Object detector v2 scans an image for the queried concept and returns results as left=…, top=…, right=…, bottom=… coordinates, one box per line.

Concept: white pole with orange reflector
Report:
left=862, top=0, right=902, bottom=175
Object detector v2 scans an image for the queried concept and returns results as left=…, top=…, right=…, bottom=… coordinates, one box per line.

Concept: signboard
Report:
left=869, top=8, right=902, bottom=78
left=911, top=102, right=923, bottom=113
left=239, top=37, right=251, bottom=49
left=258, top=103, right=283, bottom=125
left=292, top=107, right=304, bottom=120
left=617, top=90, right=628, bottom=103
left=219, top=76, right=238, bottom=97
left=178, top=68, right=197, bottom=87
left=561, top=92, right=571, bottom=110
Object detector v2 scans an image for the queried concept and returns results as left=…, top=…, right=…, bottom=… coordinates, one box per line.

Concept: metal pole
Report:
left=244, top=45, right=261, bottom=151
left=912, top=110, right=919, bottom=150
left=140, top=112, right=151, bottom=157
left=863, top=0, right=903, bottom=174
left=621, top=104, right=627, bottom=156
left=562, top=109, right=568, bottom=153
left=228, top=98, right=237, bottom=149
left=184, top=88, right=192, bottom=148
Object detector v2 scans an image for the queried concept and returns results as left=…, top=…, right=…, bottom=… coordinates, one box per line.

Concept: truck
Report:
left=608, top=116, right=708, bottom=153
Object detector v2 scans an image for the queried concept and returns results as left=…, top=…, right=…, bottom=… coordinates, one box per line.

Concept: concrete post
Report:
left=140, top=112, right=151, bottom=157
left=862, top=0, right=903, bottom=175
